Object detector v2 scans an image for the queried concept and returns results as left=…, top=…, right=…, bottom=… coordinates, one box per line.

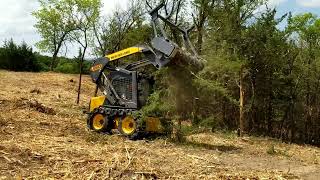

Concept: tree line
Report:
left=0, top=39, right=91, bottom=74
left=24, top=0, right=320, bottom=145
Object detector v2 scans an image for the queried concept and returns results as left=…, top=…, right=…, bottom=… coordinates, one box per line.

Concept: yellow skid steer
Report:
left=87, top=3, right=203, bottom=139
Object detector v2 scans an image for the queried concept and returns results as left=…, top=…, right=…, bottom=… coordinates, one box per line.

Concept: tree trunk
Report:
left=197, top=26, right=203, bottom=54
left=267, top=91, right=273, bottom=136
left=51, top=33, right=69, bottom=71
left=239, top=66, right=245, bottom=137
left=76, top=46, right=87, bottom=105
left=51, top=51, right=59, bottom=71
left=76, top=59, right=83, bottom=105
left=249, top=75, right=256, bottom=132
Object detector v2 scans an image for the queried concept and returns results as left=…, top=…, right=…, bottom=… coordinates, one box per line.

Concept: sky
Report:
left=0, top=0, right=128, bottom=57
left=0, top=0, right=320, bottom=57
left=271, top=0, right=320, bottom=16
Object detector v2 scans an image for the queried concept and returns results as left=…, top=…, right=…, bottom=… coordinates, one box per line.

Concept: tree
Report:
left=68, top=0, right=101, bottom=104
left=191, top=0, right=214, bottom=54
left=286, top=13, right=320, bottom=143
left=33, top=0, right=77, bottom=70
left=145, top=0, right=189, bottom=46
left=194, top=0, right=266, bottom=134
left=0, top=39, right=40, bottom=72
left=93, top=0, right=144, bottom=56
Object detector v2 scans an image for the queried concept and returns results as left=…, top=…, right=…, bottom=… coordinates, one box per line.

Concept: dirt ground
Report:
left=0, top=70, right=319, bottom=179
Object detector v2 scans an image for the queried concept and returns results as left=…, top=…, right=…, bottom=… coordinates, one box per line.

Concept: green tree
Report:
left=33, top=0, right=77, bottom=70
left=66, top=0, right=101, bottom=104
left=195, top=0, right=266, bottom=134
left=286, top=13, right=320, bottom=143
left=94, top=0, right=145, bottom=56
left=0, top=39, right=40, bottom=72
left=191, top=0, right=214, bottom=53
left=240, top=9, right=289, bottom=135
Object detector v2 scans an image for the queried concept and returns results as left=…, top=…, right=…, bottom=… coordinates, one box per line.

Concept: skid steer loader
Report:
left=87, top=3, right=204, bottom=139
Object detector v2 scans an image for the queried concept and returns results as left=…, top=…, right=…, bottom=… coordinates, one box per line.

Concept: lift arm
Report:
left=106, top=47, right=146, bottom=61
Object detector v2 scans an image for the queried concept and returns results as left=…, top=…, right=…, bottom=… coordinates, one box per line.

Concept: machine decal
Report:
left=106, top=47, right=142, bottom=61
left=91, top=64, right=103, bottom=72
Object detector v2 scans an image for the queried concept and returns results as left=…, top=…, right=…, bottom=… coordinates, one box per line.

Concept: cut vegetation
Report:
left=0, top=70, right=319, bottom=179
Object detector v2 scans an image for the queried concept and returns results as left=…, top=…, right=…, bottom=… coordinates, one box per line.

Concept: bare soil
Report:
left=0, top=70, right=319, bottom=179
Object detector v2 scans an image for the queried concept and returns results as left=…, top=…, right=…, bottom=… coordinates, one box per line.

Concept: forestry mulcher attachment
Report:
left=87, top=3, right=203, bottom=139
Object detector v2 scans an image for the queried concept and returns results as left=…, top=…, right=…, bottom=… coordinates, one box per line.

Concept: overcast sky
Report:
left=0, top=0, right=320, bottom=57
left=0, top=0, right=128, bottom=57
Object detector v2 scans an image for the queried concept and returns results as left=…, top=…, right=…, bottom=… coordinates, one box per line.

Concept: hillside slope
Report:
left=0, top=70, right=319, bottom=179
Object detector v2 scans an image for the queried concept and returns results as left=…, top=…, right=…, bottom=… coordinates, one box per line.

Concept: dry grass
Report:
left=0, top=70, right=319, bottom=179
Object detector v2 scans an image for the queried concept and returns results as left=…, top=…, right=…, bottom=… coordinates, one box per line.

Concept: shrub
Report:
left=54, top=58, right=91, bottom=74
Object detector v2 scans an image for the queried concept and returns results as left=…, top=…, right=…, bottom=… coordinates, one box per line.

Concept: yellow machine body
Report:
left=89, top=96, right=106, bottom=112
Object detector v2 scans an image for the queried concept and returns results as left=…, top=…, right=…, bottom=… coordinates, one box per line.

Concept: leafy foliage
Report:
left=0, top=40, right=91, bottom=74
left=0, top=39, right=40, bottom=72
left=54, top=57, right=91, bottom=74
